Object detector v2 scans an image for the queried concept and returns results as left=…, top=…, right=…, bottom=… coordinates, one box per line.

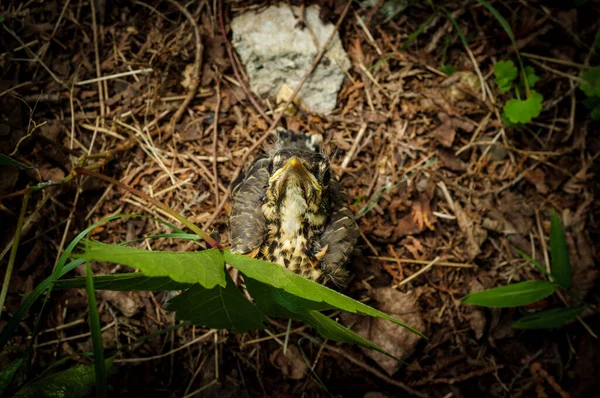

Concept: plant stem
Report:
left=0, top=193, right=29, bottom=318
left=85, top=260, right=107, bottom=398
left=74, top=168, right=220, bottom=248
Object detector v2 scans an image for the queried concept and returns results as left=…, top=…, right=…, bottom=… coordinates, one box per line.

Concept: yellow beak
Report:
left=269, top=156, right=320, bottom=190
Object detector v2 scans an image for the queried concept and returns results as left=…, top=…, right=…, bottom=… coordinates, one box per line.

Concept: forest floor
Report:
left=1, top=0, right=599, bottom=397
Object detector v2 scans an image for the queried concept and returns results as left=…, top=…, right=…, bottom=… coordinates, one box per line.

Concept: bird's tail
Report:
left=275, top=127, right=323, bottom=153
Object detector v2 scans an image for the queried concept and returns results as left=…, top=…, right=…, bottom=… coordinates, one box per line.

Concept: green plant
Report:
left=580, top=66, right=600, bottom=120
left=475, top=0, right=543, bottom=125
left=0, top=169, right=426, bottom=396
left=461, top=210, right=593, bottom=330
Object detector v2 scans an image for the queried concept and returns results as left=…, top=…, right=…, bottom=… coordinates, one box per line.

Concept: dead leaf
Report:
left=98, top=290, right=143, bottom=317
left=341, top=288, right=425, bottom=376
left=38, top=164, right=65, bottom=182
left=568, top=228, right=598, bottom=299
left=269, top=345, right=308, bottom=380
left=523, top=168, right=549, bottom=194
left=467, top=279, right=486, bottom=340
left=432, top=112, right=475, bottom=148
left=454, top=202, right=487, bottom=260
left=438, top=149, right=468, bottom=172
left=180, top=64, right=195, bottom=90
left=394, top=192, right=436, bottom=238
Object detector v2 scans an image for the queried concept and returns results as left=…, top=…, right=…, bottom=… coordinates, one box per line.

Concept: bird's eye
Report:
left=322, top=168, right=331, bottom=185
left=267, top=161, right=274, bottom=174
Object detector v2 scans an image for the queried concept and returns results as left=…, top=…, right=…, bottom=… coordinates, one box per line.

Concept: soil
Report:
left=1, top=0, right=599, bottom=397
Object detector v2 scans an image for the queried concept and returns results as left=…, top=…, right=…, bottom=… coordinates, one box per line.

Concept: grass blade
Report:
left=461, top=280, right=557, bottom=308
left=0, top=214, right=177, bottom=352
left=514, top=248, right=552, bottom=279
left=0, top=194, right=29, bottom=319
left=84, top=261, right=106, bottom=398
left=550, top=210, right=571, bottom=288
left=368, top=12, right=437, bottom=71
left=512, top=306, right=585, bottom=329
left=475, top=0, right=530, bottom=95
left=0, top=154, right=31, bottom=169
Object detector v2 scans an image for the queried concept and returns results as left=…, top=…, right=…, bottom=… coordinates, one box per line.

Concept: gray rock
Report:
left=231, top=4, right=350, bottom=114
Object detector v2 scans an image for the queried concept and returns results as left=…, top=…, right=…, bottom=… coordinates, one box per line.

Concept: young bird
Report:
left=229, top=129, right=359, bottom=288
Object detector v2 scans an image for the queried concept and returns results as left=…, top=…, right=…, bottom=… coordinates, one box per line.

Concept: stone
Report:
left=230, top=4, right=350, bottom=114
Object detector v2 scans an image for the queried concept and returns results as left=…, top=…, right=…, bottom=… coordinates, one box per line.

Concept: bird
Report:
left=229, top=128, right=359, bottom=288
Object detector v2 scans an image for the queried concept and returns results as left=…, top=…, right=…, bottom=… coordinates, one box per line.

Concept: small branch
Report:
left=324, top=345, right=427, bottom=397
left=75, top=68, right=153, bottom=85
left=218, top=0, right=273, bottom=124
left=75, top=168, right=220, bottom=248
left=164, top=0, right=203, bottom=137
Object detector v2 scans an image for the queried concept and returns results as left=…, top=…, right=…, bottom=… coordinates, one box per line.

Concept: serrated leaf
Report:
left=75, top=241, right=226, bottom=288
left=580, top=67, right=600, bottom=97
left=440, top=64, right=456, bottom=75
left=12, top=359, right=113, bottom=398
left=550, top=210, right=571, bottom=288
left=246, top=279, right=399, bottom=360
left=224, top=251, right=425, bottom=338
left=512, top=306, right=585, bottom=329
left=494, top=60, right=518, bottom=92
left=302, top=311, right=400, bottom=360
left=524, top=66, right=540, bottom=88
left=0, top=154, right=31, bottom=169
left=165, top=273, right=265, bottom=333
left=502, top=90, right=543, bottom=124
left=461, top=280, right=557, bottom=308
left=55, top=274, right=192, bottom=291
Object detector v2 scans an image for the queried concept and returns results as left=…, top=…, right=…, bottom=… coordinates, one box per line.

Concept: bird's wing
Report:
left=319, top=180, right=360, bottom=287
left=229, top=156, right=269, bottom=255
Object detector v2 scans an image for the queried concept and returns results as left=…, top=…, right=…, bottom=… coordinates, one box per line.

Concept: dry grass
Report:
left=1, top=0, right=599, bottom=397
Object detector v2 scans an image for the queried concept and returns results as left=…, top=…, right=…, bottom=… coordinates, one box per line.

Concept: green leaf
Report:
left=75, top=241, right=226, bottom=288
left=165, top=273, right=266, bottom=333
left=580, top=67, right=600, bottom=97
left=55, top=274, right=192, bottom=291
left=582, top=95, right=600, bottom=120
left=550, top=210, right=571, bottom=288
left=0, top=358, right=24, bottom=395
left=0, top=154, right=31, bottom=169
left=440, top=65, right=456, bottom=75
left=301, top=311, right=400, bottom=360
left=461, top=280, right=557, bottom=308
left=524, top=66, right=540, bottom=88
left=476, top=0, right=515, bottom=41
left=85, top=261, right=106, bottom=398
left=224, top=251, right=425, bottom=338
left=246, top=279, right=399, bottom=360
left=502, top=90, right=543, bottom=124
left=0, top=214, right=185, bottom=352
left=512, top=306, right=585, bottom=329
left=494, top=60, right=518, bottom=92
left=12, top=359, right=113, bottom=398
left=514, top=248, right=552, bottom=279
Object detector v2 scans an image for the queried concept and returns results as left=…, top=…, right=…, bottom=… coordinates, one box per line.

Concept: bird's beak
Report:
left=269, top=156, right=320, bottom=190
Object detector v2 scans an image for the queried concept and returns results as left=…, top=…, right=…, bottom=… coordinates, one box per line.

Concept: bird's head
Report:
left=265, top=148, right=331, bottom=210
